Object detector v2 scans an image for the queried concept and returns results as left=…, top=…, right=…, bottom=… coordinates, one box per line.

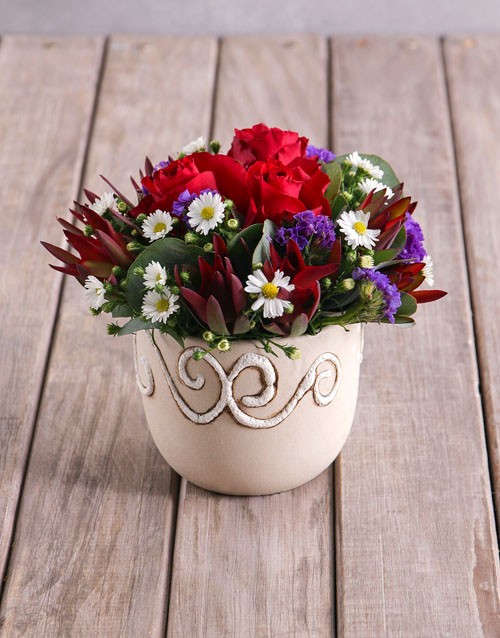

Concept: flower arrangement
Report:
left=43, top=123, right=446, bottom=360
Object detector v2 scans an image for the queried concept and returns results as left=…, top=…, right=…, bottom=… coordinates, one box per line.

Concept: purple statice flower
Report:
left=399, top=212, right=426, bottom=261
left=306, top=144, right=336, bottom=163
left=353, top=267, right=402, bottom=323
left=172, top=188, right=197, bottom=217
left=275, top=210, right=336, bottom=251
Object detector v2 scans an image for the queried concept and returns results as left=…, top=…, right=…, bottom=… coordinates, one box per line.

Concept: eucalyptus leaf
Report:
left=396, top=292, right=417, bottom=317
left=125, top=238, right=204, bottom=312
left=334, top=153, right=400, bottom=188
left=323, top=161, right=342, bottom=202
left=374, top=248, right=400, bottom=266
left=116, top=317, right=153, bottom=336
left=111, top=303, right=134, bottom=318
left=252, top=219, right=276, bottom=265
left=381, top=315, right=415, bottom=326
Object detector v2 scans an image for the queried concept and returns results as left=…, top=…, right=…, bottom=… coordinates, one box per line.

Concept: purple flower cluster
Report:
left=172, top=188, right=197, bottom=216
left=275, top=210, right=336, bottom=250
left=306, top=144, right=336, bottom=163
left=399, top=212, right=426, bottom=261
left=353, top=267, right=402, bottom=323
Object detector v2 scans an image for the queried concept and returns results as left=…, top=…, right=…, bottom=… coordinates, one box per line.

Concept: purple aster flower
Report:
left=399, top=212, right=426, bottom=261
left=306, top=144, right=336, bottom=163
left=353, top=267, right=402, bottom=323
left=275, top=210, right=336, bottom=252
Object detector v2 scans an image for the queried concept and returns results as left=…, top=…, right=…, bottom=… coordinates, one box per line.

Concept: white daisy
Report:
left=141, top=288, right=180, bottom=324
left=347, top=151, right=384, bottom=180
left=84, top=275, right=106, bottom=310
left=142, top=209, right=174, bottom=243
left=422, top=254, right=435, bottom=287
left=359, top=177, right=394, bottom=199
left=337, top=210, right=381, bottom=249
left=187, top=191, right=225, bottom=235
left=89, top=191, right=116, bottom=215
left=181, top=136, right=206, bottom=155
left=143, top=260, right=168, bottom=289
left=244, top=269, right=295, bottom=319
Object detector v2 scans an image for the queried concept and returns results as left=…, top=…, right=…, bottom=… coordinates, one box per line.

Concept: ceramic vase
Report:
left=134, top=324, right=363, bottom=496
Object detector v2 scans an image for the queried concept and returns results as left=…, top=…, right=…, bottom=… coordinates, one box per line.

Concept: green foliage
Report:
left=124, top=238, right=204, bottom=312
left=252, top=220, right=276, bottom=265
left=330, top=194, right=348, bottom=222
left=227, top=223, right=263, bottom=279
left=381, top=315, right=415, bottom=326
left=323, top=161, right=342, bottom=202
left=115, top=316, right=153, bottom=336
left=396, top=292, right=417, bottom=317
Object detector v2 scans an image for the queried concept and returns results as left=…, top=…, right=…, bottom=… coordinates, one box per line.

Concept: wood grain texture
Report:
left=0, top=35, right=104, bottom=593
left=332, top=36, right=500, bottom=636
left=0, top=36, right=217, bottom=637
left=167, top=35, right=335, bottom=638
left=443, top=34, right=500, bottom=528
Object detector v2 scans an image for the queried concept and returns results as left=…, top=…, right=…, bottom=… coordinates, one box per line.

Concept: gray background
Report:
left=1, top=0, right=500, bottom=35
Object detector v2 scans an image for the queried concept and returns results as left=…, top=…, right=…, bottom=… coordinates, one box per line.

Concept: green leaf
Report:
left=125, top=238, right=204, bottom=312
left=334, top=153, right=400, bottom=188
left=290, top=313, right=309, bottom=336
left=227, top=223, right=263, bottom=279
left=389, top=224, right=407, bottom=252
left=330, top=194, right=348, bottom=222
left=323, top=161, right=342, bottom=202
left=111, top=303, right=134, bottom=318
left=252, top=220, right=276, bottom=265
left=381, top=315, right=416, bottom=326
left=374, top=248, right=400, bottom=265
left=116, top=317, right=153, bottom=336
left=396, top=292, right=417, bottom=317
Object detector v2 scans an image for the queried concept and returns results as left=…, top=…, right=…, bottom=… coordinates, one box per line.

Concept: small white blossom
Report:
left=142, top=209, right=174, bottom=242
left=337, top=210, right=381, bottom=250
left=359, top=177, right=393, bottom=199
left=143, top=261, right=168, bottom=289
left=181, top=136, right=206, bottom=155
left=347, top=151, right=384, bottom=180
left=84, top=275, right=106, bottom=310
left=141, top=288, right=180, bottom=324
left=187, top=191, right=225, bottom=235
left=89, top=192, right=116, bottom=215
left=244, top=269, right=295, bottom=319
left=422, top=254, right=435, bottom=287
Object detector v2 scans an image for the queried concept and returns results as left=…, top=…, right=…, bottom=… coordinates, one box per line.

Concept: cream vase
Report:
left=134, top=324, right=363, bottom=496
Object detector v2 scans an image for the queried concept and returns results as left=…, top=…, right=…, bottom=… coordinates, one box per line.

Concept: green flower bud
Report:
left=126, top=241, right=144, bottom=252
left=288, top=347, right=301, bottom=360
left=103, top=283, right=114, bottom=293
left=177, top=152, right=187, bottom=160
left=224, top=199, right=234, bottom=211
left=136, top=213, right=147, bottom=224
left=184, top=232, right=198, bottom=244
left=131, top=229, right=138, bottom=236
left=170, top=285, right=180, bottom=295
left=359, top=254, right=374, bottom=269
left=252, top=262, right=263, bottom=271
left=217, top=339, right=231, bottom=352
left=203, top=331, right=215, bottom=342
left=171, top=216, right=180, bottom=226
left=102, top=301, right=114, bottom=313
left=342, top=191, right=353, bottom=203
left=249, top=320, right=256, bottom=329
left=322, top=277, right=332, bottom=290
left=119, top=280, right=127, bottom=290
left=90, top=307, right=102, bottom=316
left=83, top=225, right=94, bottom=237
left=133, top=267, right=145, bottom=277
left=179, top=270, right=190, bottom=284
left=192, top=350, right=205, bottom=361
left=154, top=282, right=164, bottom=293
left=203, top=242, right=214, bottom=253
left=360, top=280, right=375, bottom=300
left=107, top=322, right=121, bottom=335
left=117, top=201, right=128, bottom=213
left=342, top=278, right=355, bottom=291
left=210, top=140, right=221, bottom=154
left=226, top=218, right=239, bottom=230
left=284, top=303, right=294, bottom=314
left=111, top=265, right=122, bottom=277
left=346, top=251, right=357, bottom=264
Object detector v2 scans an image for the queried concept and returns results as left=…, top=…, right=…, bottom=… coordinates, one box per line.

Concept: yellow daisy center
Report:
left=155, top=273, right=163, bottom=282
left=353, top=221, right=367, bottom=234
left=201, top=206, right=215, bottom=220
left=262, top=283, right=279, bottom=299
left=155, top=298, right=170, bottom=312
left=154, top=222, right=167, bottom=233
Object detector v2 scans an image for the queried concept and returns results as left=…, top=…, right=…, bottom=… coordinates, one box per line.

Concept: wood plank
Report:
left=443, top=34, right=500, bottom=528
left=0, top=36, right=217, bottom=637
left=332, top=36, right=500, bottom=636
left=0, top=34, right=104, bottom=592
left=166, top=34, right=335, bottom=638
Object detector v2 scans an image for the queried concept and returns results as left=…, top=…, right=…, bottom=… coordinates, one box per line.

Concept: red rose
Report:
left=245, top=157, right=331, bottom=226
left=135, top=153, right=249, bottom=215
left=228, top=123, right=308, bottom=168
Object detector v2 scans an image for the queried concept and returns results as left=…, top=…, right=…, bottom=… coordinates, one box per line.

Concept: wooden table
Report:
left=1, top=33, right=500, bottom=637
